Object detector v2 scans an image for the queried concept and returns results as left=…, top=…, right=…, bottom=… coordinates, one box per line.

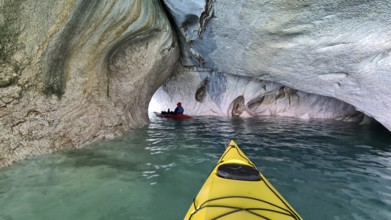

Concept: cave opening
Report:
left=147, top=70, right=381, bottom=130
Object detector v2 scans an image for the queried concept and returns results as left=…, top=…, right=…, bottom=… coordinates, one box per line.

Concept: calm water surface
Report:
left=0, top=116, right=390, bottom=220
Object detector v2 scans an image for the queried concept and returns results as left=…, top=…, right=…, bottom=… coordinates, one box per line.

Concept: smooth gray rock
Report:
left=162, top=0, right=391, bottom=131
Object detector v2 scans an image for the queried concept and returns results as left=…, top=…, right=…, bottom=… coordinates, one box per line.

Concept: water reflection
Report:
left=0, top=116, right=390, bottom=220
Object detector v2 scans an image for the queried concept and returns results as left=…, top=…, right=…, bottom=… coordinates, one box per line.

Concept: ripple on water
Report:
left=0, top=116, right=390, bottom=220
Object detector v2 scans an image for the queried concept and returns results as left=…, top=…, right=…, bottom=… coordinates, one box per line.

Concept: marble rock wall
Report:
left=0, top=0, right=179, bottom=167
left=161, top=0, right=391, bottom=131
left=150, top=67, right=368, bottom=124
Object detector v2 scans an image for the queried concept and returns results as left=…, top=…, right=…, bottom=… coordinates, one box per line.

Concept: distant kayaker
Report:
left=174, top=102, right=184, bottom=114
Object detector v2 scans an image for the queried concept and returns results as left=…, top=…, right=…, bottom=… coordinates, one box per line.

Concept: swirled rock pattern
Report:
left=149, top=66, right=369, bottom=124
left=0, top=0, right=179, bottom=167
left=161, top=0, right=391, bottom=131
left=1, top=0, right=391, bottom=167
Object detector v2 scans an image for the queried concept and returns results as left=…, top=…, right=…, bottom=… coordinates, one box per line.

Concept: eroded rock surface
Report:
left=149, top=67, right=367, bottom=123
left=161, top=0, right=391, bottom=131
left=1, top=0, right=390, bottom=167
left=0, top=0, right=179, bottom=167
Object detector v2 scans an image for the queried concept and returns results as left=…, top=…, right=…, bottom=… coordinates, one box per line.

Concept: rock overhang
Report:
left=160, top=0, right=391, bottom=131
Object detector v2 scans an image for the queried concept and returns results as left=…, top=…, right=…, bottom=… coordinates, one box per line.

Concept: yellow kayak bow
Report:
left=184, top=140, right=302, bottom=220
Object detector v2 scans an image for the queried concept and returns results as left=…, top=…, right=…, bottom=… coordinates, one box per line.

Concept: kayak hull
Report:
left=154, top=111, right=193, bottom=120
left=184, top=140, right=302, bottom=220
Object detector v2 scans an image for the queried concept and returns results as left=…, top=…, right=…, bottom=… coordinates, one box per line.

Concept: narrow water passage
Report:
left=0, top=116, right=390, bottom=220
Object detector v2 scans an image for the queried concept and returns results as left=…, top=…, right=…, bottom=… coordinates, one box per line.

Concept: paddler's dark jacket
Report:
left=174, top=106, right=184, bottom=114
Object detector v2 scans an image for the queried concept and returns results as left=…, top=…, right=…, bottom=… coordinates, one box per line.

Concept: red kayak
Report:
left=154, top=111, right=193, bottom=120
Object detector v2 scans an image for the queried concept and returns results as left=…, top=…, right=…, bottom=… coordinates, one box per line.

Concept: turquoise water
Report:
left=0, top=116, right=391, bottom=220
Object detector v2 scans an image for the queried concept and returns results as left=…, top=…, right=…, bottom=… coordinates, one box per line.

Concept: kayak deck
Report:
left=184, top=140, right=302, bottom=220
